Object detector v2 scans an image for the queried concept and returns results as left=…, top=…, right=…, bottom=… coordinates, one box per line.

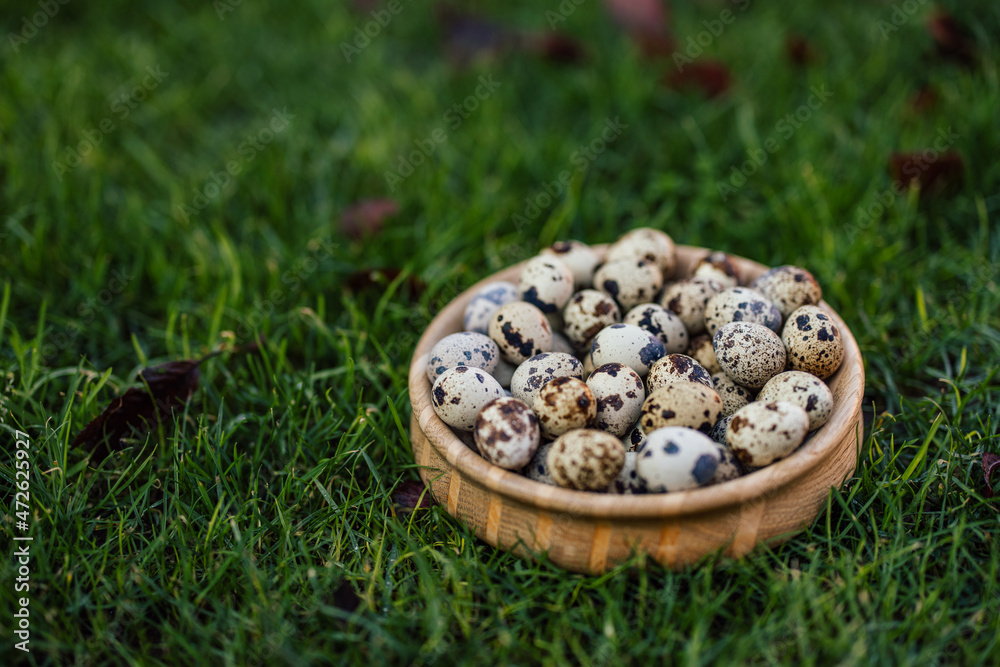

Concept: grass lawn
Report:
left=2, top=0, right=999, bottom=664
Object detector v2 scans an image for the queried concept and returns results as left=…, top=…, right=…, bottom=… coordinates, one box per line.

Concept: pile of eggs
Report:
left=426, top=228, right=845, bottom=494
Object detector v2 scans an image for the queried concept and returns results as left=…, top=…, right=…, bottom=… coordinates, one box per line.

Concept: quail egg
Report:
left=646, top=354, right=714, bottom=393
left=523, top=441, right=557, bottom=486
left=489, top=301, right=553, bottom=364
left=752, top=265, right=822, bottom=318
left=711, top=372, right=754, bottom=417
left=605, top=227, right=677, bottom=276
left=693, top=251, right=739, bottom=288
left=562, top=289, right=621, bottom=348
left=510, top=352, right=584, bottom=407
left=727, top=401, right=809, bottom=467
left=586, top=362, right=645, bottom=437
left=781, top=305, right=845, bottom=379
left=757, top=370, right=834, bottom=430
left=635, top=426, right=720, bottom=493
left=590, top=323, right=666, bottom=378
left=463, top=281, right=520, bottom=334
left=704, top=287, right=782, bottom=336
left=710, top=443, right=744, bottom=484
left=660, top=277, right=723, bottom=336
left=622, top=303, right=689, bottom=354
left=623, top=422, right=647, bottom=452
left=426, top=332, right=501, bottom=383
left=607, top=451, right=641, bottom=494
left=712, top=322, right=787, bottom=389
left=473, top=397, right=540, bottom=470
left=430, top=366, right=505, bottom=431
left=640, top=381, right=723, bottom=434
left=541, top=240, right=600, bottom=289
left=533, top=377, right=597, bottom=438
left=517, top=256, right=575, bottom=315
left=687, top=334, right=721, bottom=374
left=594, top=259, right=664, bottom=311
left=709, top=413, right=734, bottom=445
left=546, top=429, right=626, bottom=491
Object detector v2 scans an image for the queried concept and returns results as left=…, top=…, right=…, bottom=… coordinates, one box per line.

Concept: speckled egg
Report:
left=709, top=413, right=734, bottom=445
left=586, top=362, right=645, bottom=437
left=546, top=429, right=626, bottom=491
left=710, top=444, right=743, bottom=484
left=687, top=334, right=721, bottom=374
left=594, top=259, right=664, bottom=311
left=646, top=354, right=714, bottom=393
left=781, top=305, right=845, bottom=379
left=704, top=287, right=783, bottom=336
left=541, top=240, right=600, bottom=289
left=533, top=377, right=597, bottom=438
left=607, top=451, right=641, bottom=494
left=590, top=323, right=666, bottom=378
left=752, top=265, right=822, bottom=318
left=463, top=281, right=520, bottom=334
left=712, top=322, right=787, bottom=389
left=622, top=303, right=689, bottom=354
left=523, top=441, right=557, bottom=486
left=489, top=301, right=553, bottom=364
left=727, top=401, right=809, bottom=466
left=491, top=358, right=516, bottom=388
left=635, top=426, right=720, bottom=493
left=426, top=332, right=501, bottom=383
left=757, top=370, right=834, bottom=430
left=660, top=278, right=723, bottom=336
left=517, top=256, right=575, bottom=315
left=562, top=290, right=621, bottom=348
left=473, top=397, right=540, bottom=470
left=623, top=422, right=647, bottom=452
left=693, top=251, right=739, bottom=288
left=640, top=381, right=723, bottom=434
left=605, top=227, right=677, bottom=276
left=510, top=352, right=584, bottom=407
left=430, top=366, right=505, bottom=432
left=711, top=372, right=754, bottom=417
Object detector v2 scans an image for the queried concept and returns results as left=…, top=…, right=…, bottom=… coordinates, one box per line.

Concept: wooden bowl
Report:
left=407, top=245, right=865, bottom=573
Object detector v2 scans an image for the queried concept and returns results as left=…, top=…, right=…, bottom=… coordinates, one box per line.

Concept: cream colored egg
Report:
left=640, top=381, right=723, bottom=434
left=546, top=429, right=626, bottom=491
left=488, top=301, right=553, bottom=364
left=727, top=401, right=809, bottom=466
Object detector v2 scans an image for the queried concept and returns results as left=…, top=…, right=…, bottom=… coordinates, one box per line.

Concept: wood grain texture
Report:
left=407, top=245, right=865, bottom=573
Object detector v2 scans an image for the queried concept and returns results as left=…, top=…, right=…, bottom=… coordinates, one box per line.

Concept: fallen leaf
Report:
left=908, top=84, right=939, bottom=114
left=437, top=7, right=511, bottom=67
left=340, top=199, right=399, bottom=240
left=329, top=582, right=361, bottom=612
left=982, top=453, right=1000, bottom=498
left=888, top=150, right=964, bottom=194
left=785, top=34, right=817, bottom=66
left=926, top=10, right=976, bottom=67
left=604, top=0, right=674, bottom=58
left=345, top=267, right=427, bottom=297
left=666, top=60, right=733, bottom=98
left=519, top=32, right=588, bottom=65
left=394, top=480, right=437, bottom=509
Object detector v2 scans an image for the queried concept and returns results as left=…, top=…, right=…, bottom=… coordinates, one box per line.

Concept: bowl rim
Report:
left=408, top=244, right=865, bottom=519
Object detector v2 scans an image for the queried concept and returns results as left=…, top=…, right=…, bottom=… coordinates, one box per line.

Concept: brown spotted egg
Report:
left=635, top=426, right=720, bottom=493
left=546, top=429, right=626, bottom=491
left=517, top=256, right=575, bottom=315
left=541, top=240, right=600, bottom=289
left=463, top=281, right=520, bottom=334
left=430, top=366, right=505, bottom=431
left=607, top=451, right=641, bottom=494
left=533, top=377, right=597, bottom=438
left=590, top=323, right=666, bottom=378
left=752, top=265, right=822, bottom=318
left=781, top=305, right=845, bottom=379
left=659, top=277, right=723, bottom=336
left=727, top=401, right=809, bottom=466
left=586, top=362, right=645, bottom=437
left=712, top=322, right=787, bottom=389
left=594, top=259, right=664, bottom=311
left=510, top=352, right=584, bottom=407
left=693, top=251, right=739, bottom=288
left=710, top=443, right=744, bottom=484
left=704, top=287, right=783, bottom=336
left=709, top=413, right=734, bottom=445
left=640, top=381, right=723, bottom=434
left=562, top=289, right=621, bottom=348
left=622, top=303, right=689, bottom=354
left=646, top=354, right=714, bottom=393
left=623, top=422, right=647, bottom=452
left=687, top=334, right=721, bottom=374
left=523, top=440, right=557, bottom=486
left=605, top=227, right=677, bottom=276
left=426, top=332, right=501, bottom=383
left=473, top=397, right=540, bottom=470
left=757, top=371, right=833, bottom=430
left=711, top=372, right=754, bottom=417
left=488, top=301, right=553, bottom=364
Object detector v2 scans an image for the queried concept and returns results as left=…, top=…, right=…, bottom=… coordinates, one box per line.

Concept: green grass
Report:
left=2, top=0, right=999, bottom=664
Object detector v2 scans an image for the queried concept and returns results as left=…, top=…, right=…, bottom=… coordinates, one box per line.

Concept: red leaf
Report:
left=666, top=60, right=733, bottom=98
left=520, top=32, right=588, bottom=65
left=888, top=151, right=964, bottom=194
left=785, top=34, right=817, bottom=66
left=394, top=480, right=437, bottom=509
left=908, top=84, right=940, bottom=114
left=340, top=199, right=399, bottom=240
left=604, top=0, right=674, bottom=58
left=926, top=10, right=976, bottom=67
left=982, top=453, right=1000, bottom=499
